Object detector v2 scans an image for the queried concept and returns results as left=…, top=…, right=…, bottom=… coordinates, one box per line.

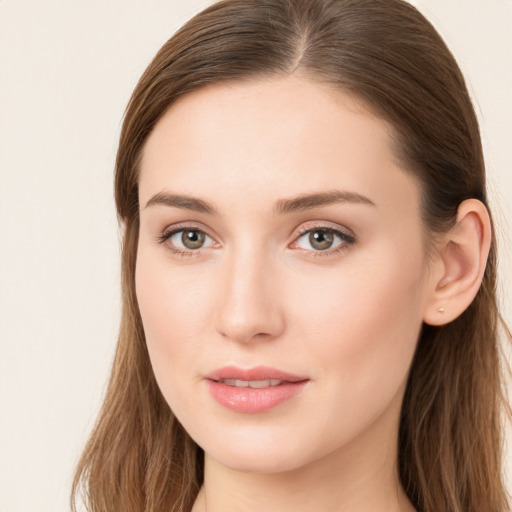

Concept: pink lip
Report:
left=205, top=365, right=308, bottom=382
left=205, top=365, right=309, bottom=414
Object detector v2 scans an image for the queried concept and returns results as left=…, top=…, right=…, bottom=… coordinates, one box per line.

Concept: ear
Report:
left=423, top=199, right=492, bottom=326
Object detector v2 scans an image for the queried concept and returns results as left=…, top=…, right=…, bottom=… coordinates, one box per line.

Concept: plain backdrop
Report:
left=0, top=1, right=511, bottom=511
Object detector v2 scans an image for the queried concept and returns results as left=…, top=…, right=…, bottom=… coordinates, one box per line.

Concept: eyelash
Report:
left=156, top=223, right=356, bottom=259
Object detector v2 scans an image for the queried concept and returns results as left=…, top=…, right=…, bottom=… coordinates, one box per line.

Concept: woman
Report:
left=71, top=0, right=511, bottom=511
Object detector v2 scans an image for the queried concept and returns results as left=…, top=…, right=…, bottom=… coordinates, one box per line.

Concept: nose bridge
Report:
left=215, top=240, right=285, bottom=344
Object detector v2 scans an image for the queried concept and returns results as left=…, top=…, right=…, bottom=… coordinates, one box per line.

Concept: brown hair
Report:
left=71, top=1, right=511, bottom=511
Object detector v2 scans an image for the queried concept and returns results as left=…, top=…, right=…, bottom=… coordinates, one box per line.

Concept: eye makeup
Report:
left=155, top=221, right=356, bottom=260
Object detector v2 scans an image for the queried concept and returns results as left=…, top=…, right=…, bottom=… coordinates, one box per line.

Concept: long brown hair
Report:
left=71, top=1, right=511, bottom=511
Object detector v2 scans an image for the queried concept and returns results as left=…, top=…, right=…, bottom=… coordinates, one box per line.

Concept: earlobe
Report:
left=423, top=199, right=492, bottom=326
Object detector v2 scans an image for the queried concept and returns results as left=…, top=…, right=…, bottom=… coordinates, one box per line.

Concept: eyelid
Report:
left=292, top=220, right=355, bottom=240
left=159, top=221, right=218, bottom=242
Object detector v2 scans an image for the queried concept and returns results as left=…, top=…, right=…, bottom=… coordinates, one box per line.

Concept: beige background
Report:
left=0, top=1, right=510, bottom=511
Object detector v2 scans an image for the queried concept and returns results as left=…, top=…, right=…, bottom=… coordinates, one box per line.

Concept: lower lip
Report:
left=206, top=380, right=308, bottom=413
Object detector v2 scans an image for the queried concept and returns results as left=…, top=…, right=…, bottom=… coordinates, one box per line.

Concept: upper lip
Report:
left=205, top=365, right=309, bottom=383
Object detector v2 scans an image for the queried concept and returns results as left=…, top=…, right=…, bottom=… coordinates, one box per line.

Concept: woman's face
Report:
left=136, top=76, right=434, bottom=474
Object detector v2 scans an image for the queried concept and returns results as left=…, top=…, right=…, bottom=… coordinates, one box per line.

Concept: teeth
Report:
left=220, top=379, right=282, bottom=388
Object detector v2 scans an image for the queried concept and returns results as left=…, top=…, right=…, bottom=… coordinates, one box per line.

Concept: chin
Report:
left=208, top=444, right=310, bottom=474
left=191, top=421, right=326, bottom=475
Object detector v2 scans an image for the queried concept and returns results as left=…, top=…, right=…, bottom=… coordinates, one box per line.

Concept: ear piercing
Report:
left=438, top=306, right=445, bottom=313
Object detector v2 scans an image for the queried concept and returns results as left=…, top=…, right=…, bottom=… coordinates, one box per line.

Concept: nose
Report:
left=215, top=246, right=286, bottom=344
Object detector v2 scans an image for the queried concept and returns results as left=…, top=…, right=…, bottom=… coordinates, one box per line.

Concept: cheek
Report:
left=290, top=245, right=425, bottom=404
left=135, top=249, right=208, bottom=391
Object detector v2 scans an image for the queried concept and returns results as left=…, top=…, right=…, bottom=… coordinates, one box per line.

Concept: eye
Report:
left=157, top=223, right=355, bottom=259
left=292, top=225, right=355, bottom=256
left=157, top=226, right=215, bottom=257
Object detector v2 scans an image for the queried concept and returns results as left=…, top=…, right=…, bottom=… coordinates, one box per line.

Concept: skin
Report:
left=135, top=75, right=489, bottom=512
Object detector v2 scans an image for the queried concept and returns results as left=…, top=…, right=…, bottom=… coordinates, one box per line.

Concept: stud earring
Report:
left=438, top=306, right=445, bottom=313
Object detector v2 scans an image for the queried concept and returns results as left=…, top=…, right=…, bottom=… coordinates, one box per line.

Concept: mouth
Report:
left=205, top=366, right=309, bottom=413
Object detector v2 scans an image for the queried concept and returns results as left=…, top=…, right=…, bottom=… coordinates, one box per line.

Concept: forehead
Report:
left=138, top=75, right=420, bottom=220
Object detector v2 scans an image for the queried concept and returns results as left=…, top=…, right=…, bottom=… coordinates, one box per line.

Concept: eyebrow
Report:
left=144, top=189, right=375, bottom=215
